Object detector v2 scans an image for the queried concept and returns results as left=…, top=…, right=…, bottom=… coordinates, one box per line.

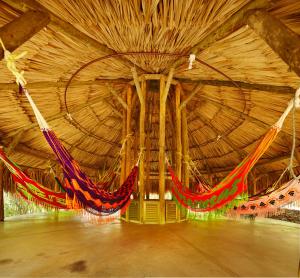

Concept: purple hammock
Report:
left=23, top=86, right=138, bottom=215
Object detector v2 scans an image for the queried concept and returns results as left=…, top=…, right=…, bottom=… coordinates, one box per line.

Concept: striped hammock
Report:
left=0, top=148, right=67, bottom=209
left=168, top=89, right=300, bottom=212
left=229, top=178, right=300, bottom=216
left=22, top=87, right=138, bottom=214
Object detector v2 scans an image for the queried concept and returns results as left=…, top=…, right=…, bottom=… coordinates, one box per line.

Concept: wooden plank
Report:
left=0, top=78, right=293, bottom=94
left=0, top=10, right=50, bottom=60
left=247, top=9, right=300, bottom=77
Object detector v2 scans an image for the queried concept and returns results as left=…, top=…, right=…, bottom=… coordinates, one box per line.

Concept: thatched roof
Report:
left=0, top=0, right=300, bottom=192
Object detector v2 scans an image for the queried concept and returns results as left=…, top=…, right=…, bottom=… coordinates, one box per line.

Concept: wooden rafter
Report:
left=0, top=10, right=50, bottom=60
left=1, top=0, right=145, bottom=72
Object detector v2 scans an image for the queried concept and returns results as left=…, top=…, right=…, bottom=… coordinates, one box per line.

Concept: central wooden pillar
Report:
left=159, top=69, right=174, bottom=224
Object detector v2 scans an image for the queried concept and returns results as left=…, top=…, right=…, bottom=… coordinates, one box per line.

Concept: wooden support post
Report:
left=0, top=163, right=4, bottom=221
left=159, top=76, right=166, bottom=224
left=132, top=67, right=146, bottom=222
left=159, top=69, right=174, bottom=224
left=138, top=81, right=146, bottom=222
left=247, top=9, right=300, bottom=77
left=125, top=85, right=132, bottom=222
left=182, top=107, right=190, bottom=188
left=175, top=84, right=182, bottom=180
left=120, top=91, right=127, bottom=185
left=145, top=135, right=151, bottom=200
left=0, top=10, right=50, bottom=60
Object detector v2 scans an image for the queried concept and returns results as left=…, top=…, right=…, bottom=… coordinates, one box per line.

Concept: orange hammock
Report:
left=168, top=126, right=279, bottom=212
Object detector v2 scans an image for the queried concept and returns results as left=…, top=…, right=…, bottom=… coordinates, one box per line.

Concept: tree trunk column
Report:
left=139, top=81, right=146, bottom=223
left=175, top=85, right=182, bottom=180
left=159, top=76, right=166, bottom=224
left=120, top=91, right=127, bottom=186
left=125, top=85, right=132, bottom=222
left=175, top=84, right=182, bottom=221
left=0, top=164, right=4, bottom=221
left=246, top=9, right=300, bottom=77
left=182, top=107, right=190, bottom=188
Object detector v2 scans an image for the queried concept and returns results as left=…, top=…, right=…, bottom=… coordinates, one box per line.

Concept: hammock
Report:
left=0, top=148, right=67, bottom=209
left=229, top=178, right=300, bottom=216
left=168, top=89, right=300, bottom=212
left=0, top=42, right=138, bottom=215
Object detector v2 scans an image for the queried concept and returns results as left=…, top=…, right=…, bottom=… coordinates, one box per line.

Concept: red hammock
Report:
left=0, top=148, right=67, bottom=209
left=168, top=126, right=279, bottom=212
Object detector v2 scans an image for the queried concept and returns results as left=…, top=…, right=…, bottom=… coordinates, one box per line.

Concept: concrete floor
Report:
left=0, top=214, right=299, bottom=277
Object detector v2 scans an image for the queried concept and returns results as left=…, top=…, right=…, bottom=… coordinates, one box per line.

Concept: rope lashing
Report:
left=0, top=38, right=27, bottom=86
left=188, top=53, right=196, bottom=70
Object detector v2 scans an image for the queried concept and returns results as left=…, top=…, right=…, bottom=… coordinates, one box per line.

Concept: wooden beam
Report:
left=0, top=79, right=129, bottom=90
left=177, top=79, right=295, bottom=94
left=106, top=84, right=128, bottom=110
left=1, top=0, right=146, bottom=72
left=0, top=10, right=50, bottom=60
left=247, top=9, right=300, bottom=77
left=180, top=83, right=203, bottom=110
left=170, top=0, right=273, bottom=70
left=2, top=0, right=115, bottom=53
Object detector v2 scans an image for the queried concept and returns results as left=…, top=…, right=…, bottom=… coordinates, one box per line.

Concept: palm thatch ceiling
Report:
left=0, top=0, right=299, bottom=187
